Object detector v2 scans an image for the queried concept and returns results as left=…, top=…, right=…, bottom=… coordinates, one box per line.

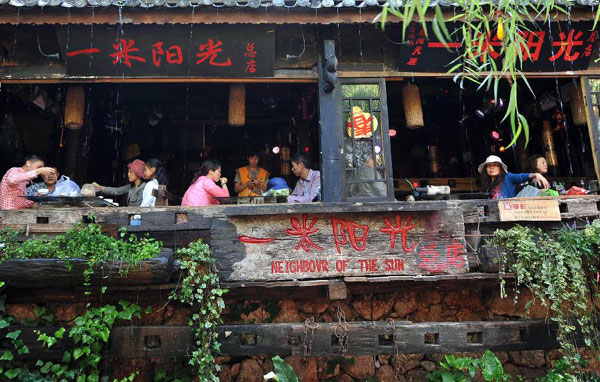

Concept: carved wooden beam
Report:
left=0, top=320, right=569, bottom=359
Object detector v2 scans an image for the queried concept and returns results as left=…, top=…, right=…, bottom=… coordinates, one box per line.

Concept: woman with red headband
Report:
left=92, top=159, right=148, bottom=206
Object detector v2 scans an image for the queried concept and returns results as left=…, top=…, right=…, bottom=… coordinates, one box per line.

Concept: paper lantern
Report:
left=280, top=147, right=290, bottom=176
left=570, top=82, right=587, bottom=126
left=64, top=86, right=85, bottom=129
left=401, top=84, right=424, bottom=129
left=228, top=84, right=245, bottom=126
left=428, top=145, right=440, bottom=176
left=543, top=121, right=558, bottom=167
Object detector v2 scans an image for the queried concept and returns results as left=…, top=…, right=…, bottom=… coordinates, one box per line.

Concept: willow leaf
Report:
left=519, top=112, right=530, bottom=146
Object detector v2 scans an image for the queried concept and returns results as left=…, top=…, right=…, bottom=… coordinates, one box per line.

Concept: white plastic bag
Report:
left=53, top=176, right=81, bottom=196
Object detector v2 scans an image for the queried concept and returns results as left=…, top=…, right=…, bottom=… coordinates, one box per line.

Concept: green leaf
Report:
left=4, top=368, right=20, bottom=379
left=272, top=355, right=298, bottom=382
left=481, top=350, right=504, bottom=381
left=5, top=330, right=20, bottom=340
left=0, top=351, right=13, bottom=361
left=73, top=347, right=84, bottom=360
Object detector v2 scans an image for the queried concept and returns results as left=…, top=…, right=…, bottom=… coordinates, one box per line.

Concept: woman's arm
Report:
left=204, top=178, right=230, bottom=198
left=101, top=184, right=132, bottom=196
left=529, top=172, right=549, bottom=189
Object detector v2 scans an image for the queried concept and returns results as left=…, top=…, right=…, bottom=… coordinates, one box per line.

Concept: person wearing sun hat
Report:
left=91, top=159, right=149, bottom=206
left=479, top=155, right=549, bottom=199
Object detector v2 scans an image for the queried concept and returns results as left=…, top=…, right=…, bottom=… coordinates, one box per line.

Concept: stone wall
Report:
left=5, top=283, right=600, bottom=381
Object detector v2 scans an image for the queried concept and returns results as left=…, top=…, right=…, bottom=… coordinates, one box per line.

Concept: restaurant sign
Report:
left=57, top=25, right=274, bottom=78
left=210, top=209, right=468, bottom=282
left=396, top=21, right=598, bottom=72
left=498, top=199, right=561, bottom=222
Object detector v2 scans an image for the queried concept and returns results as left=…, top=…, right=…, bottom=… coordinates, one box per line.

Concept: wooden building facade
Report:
left=2, top=2, right=600, bottom=381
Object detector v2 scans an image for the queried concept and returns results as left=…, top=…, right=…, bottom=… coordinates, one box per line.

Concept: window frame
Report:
left=339, top=77, right=395, bottom=202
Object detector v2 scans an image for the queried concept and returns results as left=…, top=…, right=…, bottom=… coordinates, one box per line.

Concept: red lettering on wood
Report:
left=238, top=235, right=275, bottom=244
left=331, top=217, right=369, bottom=254
left=286, top=215, right=323, bottom=252
left=380, top=214, right=416, bottom=253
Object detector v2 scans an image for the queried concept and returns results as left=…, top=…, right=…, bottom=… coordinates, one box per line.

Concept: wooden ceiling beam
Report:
left=0, top=7, right=594, bottom=25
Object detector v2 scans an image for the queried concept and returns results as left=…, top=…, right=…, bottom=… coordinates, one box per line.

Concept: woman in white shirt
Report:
left=141, top=158, right=168, bottom=207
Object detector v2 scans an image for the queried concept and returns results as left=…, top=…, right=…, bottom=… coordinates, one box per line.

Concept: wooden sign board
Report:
left=395, top=21, right=598, bottom=73
left=210, top=209, right=468, bottom=282
left=56, top=25, right=274, bottom=78
left=498, top=199, right=561, bottom=222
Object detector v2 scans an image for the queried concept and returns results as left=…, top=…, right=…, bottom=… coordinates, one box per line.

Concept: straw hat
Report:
left=478, top=155, right=508, bottom=174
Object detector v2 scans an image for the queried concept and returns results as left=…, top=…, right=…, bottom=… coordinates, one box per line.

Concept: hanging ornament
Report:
left=552, top=109, right=567, bottom=131
left=569, top=82, right=587, bottom=126
left=496, top=18, right=505, bottom=41
left=428, top=145, right=440, bottom=176
left=280, top=147, right=290, bottom=176
left=346, top=106, right=378, bottom=138
left=64, top=86, right=85, bottom=129
left=401, top=84, right=424, bottom=129
left=228, top=84, right=245, bottom=126
left=543, top=120, right=559, bottom=169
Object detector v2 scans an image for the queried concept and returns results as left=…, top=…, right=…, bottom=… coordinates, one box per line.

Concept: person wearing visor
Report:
left=479, top=155, right=548, bottom=199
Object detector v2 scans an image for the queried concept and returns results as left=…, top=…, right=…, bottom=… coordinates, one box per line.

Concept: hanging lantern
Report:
left=543, top=121, right=559, bottom=169
left=228, top=84, right=245, bottom=126
left=401, top=84, right=424, bottom=129
left=280, top=147, right=290, bottom=176
left=570, top=82, right=587, bottom=126
left=428, top=145, right=440, bottom=176
left=64, top=86, right=85, bottom=129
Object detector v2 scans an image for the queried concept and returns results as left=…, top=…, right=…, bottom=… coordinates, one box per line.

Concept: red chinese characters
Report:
left=152, top=42, right=183, bottom=67
left=110, top=39, right=146, bottom=68
left=244, top=42, right=257, bottom=74
left=331, top=217, right=369, bottom=254
left=550, top=30, right=584, bottom=62
left=472, top=33, right=502, bottom=62
left=380, top=214, right=416, bottom=253
left=406, top=25, right=426, bottom=66
left=520, top=31, right=545, bottom=62
left=286, top=214, right=324, bottom=252
left=418, top=240, right=466, bottom=273
left=67, top=48, right=101, bottom=57
left=196, top=39, right=232, bottom=67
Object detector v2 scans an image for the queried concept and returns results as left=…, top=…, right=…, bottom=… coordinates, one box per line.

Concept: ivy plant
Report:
left=491, top=220, right=600, bottom=360
left=427, top=350, right=511, bottom=382
left=0, top=223, right=162, bottom=287
left=169, top=240, right=227, bottom=382
left=34, top=300, right=146, bottom=382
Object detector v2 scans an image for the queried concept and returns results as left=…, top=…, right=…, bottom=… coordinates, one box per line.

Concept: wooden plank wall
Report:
left=0, top=196, right=600, bottom=287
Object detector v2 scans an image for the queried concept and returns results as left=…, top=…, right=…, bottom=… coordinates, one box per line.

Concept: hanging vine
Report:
left=377, top=0, right=600, bottom=148
left=169, top=240, right=227, bottom=382
left=490, top=220, right=600, bottom=361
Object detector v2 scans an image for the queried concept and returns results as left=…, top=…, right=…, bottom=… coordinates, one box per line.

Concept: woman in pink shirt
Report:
left=181, top=159, right=230, bottom=206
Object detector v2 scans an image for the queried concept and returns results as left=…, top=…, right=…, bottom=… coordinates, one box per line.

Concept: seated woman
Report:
left=181, top=159, right=229, bottom=206
left=92, top=159, right=147, bottom=206
left=526, top=155, right=548, bottom=177
left=141, top=158, right=168, bottom=207
left=479, top=155, right=548, bottom=199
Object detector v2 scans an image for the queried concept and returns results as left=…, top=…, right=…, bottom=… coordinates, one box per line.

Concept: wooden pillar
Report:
left=582, top=76, right=600, bottom=180
left=318, top=40, right=343, bottom=203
